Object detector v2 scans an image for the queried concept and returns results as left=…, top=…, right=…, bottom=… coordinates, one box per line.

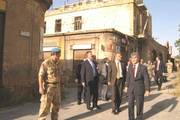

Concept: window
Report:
left=44, top=21, right=46, bottom=33
left=55, top=19, right=62, bottom=32
left=134, top=14, right=140, bottom=35
left=74, top=16, right=82, bottom=30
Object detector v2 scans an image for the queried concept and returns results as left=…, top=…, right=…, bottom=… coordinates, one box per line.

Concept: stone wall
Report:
left=1, top=0, right=51, bottom=105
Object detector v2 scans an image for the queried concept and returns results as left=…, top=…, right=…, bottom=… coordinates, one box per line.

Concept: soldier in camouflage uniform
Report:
left=38, top=47, right=63, bottom=120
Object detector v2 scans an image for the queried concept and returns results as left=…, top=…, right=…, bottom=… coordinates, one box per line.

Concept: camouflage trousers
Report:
left=38, top=85, right=60, bottom=120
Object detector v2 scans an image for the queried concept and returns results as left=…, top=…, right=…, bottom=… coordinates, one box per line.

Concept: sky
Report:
left=51, top=0, right=180, bottom=56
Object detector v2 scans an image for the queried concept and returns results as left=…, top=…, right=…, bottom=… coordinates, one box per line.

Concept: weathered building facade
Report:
left=44, top=0, right=168, bottom=72
left=0, top=0, right=52, bottom=105
left=44, top=29, right=137, bottom=70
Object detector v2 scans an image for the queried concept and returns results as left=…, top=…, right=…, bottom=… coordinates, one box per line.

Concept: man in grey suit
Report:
left=126, top=52, right=150, bottom=120
left=99, top=57, right=110, bottom=101
left=108, top=53, right=126, bottom=114
left=81, top=51, right=100, bottom=110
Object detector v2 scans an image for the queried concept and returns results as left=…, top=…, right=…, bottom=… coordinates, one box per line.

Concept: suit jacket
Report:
left=154, top=61, right=165, bottom=74
left=80, top=60, right=98, bottom=85
left=99, top=63, right=109, bottom=84
left=75, top=62, right=82, bottom=84
left=126, top=63, right=150, bottom=95
left=108, top=61, right=126, bottom=86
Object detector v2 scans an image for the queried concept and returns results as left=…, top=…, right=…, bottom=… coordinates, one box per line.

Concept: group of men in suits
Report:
left=75, top=51, right=167, bottom=120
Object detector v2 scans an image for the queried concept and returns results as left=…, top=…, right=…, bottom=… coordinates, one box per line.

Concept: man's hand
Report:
left=82, top=82, right=85, bottom=87
left=108, top=82, right=111, bottom=86
left=39, top=87, right=45, bottom=95
left=124, top=87, right=128, bottom=93
left=162, top=73, right=166, bottom=76
left=145, top=91, right=150, bottom=96
left=39, top=81, right=46, bottom=95
left=75, top=78, right=78, bottom=83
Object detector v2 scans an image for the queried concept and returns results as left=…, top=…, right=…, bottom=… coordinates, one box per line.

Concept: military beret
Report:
left=51, top=47, right=61, bottom=53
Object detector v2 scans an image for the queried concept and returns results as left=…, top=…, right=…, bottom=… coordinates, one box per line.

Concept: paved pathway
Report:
left=0, top=74, right=180, bottom=120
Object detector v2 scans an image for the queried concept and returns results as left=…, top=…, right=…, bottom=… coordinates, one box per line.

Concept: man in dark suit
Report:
left=126, top=52, right=150, bottom=120
left=81, top=51, right=100, bottom=110
left=75, top=60, right=84, bottom=105
left=154, top=56, right=165, bottom=91
left=108, top=53, right=126, bottom=114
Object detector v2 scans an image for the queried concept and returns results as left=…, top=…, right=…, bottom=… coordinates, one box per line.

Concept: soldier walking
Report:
left=38, top=47, right=63, bottom=120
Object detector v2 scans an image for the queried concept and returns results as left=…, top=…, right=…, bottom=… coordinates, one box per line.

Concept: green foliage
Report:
left=175, top=39, right=180, bottom=50
left=175, top=25, right=180, bottom=55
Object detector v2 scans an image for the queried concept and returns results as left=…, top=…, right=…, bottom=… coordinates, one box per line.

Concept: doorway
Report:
left=0, top=12, right=5, bottom=86
left=73, top=50, right=89, bottom=72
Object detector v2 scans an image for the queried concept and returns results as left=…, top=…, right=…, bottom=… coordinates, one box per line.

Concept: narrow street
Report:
left=0, top=74, right=180, bottom=120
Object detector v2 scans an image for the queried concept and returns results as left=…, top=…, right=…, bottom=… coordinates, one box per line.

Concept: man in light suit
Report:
left=108, top=53, right=126, bottom=114
left=126, top=52, right=150, bottom=120
left=81, top=51, right=100, bottom=110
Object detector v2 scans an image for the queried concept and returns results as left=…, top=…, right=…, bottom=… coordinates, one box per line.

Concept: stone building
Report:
left=0, top=0, right=52, bottom=105
left=44, top=0, right=168, bottom=72
left=0, top=0, right=6, bottom=87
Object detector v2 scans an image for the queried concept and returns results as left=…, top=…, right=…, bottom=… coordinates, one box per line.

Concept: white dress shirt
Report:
left=116, top=60, right=123, bottom=78
left=134, top=63, right=139, bottom=78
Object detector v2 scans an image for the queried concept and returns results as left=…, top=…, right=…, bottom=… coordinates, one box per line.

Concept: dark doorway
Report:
left=152, top=49, right=157, bottom=62
left=0, top=12, right=5, bottom=86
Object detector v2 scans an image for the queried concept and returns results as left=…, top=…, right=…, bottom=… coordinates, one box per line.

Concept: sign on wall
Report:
left=71, top=44, right=92, bottom=50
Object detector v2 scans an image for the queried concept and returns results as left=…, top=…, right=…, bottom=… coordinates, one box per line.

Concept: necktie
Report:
left=90, top=61, right=96, bottom=77
left=132, top=65, right=135, bottom=78
left=105, top=64, right=108, bottom=78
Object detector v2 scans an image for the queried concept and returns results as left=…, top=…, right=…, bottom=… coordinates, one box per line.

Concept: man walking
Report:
left=81, top=51, right=100, bottom=110
left=108, top=53, right=126, bottom=114
left=38, top=47, right=63, bottom=120
left=154, top=55, right=165, bottom=90
left=75, top=60, right=84, bottom=105
left=99, top=57, right=110, bottom=101
left=126, top=52, right=150, bottom=120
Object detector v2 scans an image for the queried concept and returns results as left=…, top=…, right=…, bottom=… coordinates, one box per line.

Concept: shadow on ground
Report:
left=144, top=97, right=178, bottom=119
left=64, top=102, right=128, bottom=120
left=0, top=103, right=39, bottom=120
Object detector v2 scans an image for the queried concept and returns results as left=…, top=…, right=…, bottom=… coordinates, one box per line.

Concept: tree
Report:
left=175, top=25, right=180, bottom=55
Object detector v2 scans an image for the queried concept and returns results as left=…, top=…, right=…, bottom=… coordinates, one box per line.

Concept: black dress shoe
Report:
left=158, top=86, right=161, bottom=91
left=94, top=106, right=101, bottom=110
left=114, top=109, right=119, bottom=114
left=87, top=106, right=93, bottom=111
left=77, top=101, right=82, bottom=105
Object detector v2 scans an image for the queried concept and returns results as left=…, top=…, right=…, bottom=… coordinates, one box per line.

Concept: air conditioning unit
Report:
left=136, top=0, right=144, bottom=5
left=136, top=0, right=147, bottom=10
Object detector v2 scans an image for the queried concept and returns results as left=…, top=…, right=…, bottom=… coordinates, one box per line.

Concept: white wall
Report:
left=45, top=4, right=132, bottom=35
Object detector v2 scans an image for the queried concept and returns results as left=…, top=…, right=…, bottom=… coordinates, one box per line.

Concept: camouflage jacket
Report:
left=38, top=58, right=63, bottom=84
